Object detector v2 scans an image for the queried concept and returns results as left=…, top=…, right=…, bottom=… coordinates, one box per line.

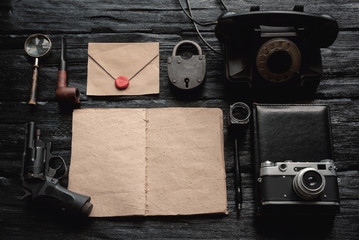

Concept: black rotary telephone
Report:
left=215, top=6, right=339, bottom=94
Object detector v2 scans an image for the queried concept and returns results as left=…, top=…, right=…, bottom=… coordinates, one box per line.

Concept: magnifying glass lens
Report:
left=26, top=36, right=51, bottom=57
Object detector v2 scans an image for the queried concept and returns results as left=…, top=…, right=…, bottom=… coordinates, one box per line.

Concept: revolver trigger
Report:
left=21, top=189, right=32, bottom=200
left=47, top=167, right=57, bottom=178
left=47, top=156, right=68, bottom=179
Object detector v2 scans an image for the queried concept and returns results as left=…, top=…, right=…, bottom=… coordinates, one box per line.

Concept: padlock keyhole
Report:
left=184, top=78, right=189, bottom=88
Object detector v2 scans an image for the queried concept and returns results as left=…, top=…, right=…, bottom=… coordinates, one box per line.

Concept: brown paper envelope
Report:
left=87, top=42, right=159, bottom=96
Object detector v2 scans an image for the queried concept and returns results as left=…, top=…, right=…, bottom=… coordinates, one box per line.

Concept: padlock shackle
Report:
left=172, top=40, right=203, bottom=56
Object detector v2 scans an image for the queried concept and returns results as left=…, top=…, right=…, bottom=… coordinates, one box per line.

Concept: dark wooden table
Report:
left=1, top=0, right=358, bottom=239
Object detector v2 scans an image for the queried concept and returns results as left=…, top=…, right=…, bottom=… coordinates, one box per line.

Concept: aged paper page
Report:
left=145, top=108, right=227, bottom=215
left=68, top=108, right=147, bottom=217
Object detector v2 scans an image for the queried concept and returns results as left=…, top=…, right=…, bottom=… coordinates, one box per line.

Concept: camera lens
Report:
left=267, top=51, right=292, bottom=74
left=303, top=171, right=323, bottom=189
left=293, top=168, right=325, bottom=200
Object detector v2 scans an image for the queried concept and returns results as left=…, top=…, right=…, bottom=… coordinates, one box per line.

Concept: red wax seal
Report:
left=115, top=76, right=129, bottom=90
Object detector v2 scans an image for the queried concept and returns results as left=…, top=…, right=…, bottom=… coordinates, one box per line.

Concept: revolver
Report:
left=22, top=122, right=93, bottom=216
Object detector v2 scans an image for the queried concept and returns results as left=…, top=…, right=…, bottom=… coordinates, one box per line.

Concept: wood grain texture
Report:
left=0, top=0, right=358, bottom=239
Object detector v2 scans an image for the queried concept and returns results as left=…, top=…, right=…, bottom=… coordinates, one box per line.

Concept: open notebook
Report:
left=68, top=108, right=227, bottom=217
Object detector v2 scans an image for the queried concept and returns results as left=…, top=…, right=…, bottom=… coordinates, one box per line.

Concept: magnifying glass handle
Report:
left=28, top=58, right=39, bottom=105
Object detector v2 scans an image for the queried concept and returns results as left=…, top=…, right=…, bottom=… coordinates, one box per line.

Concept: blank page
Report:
left=146, top=108, right=227, bottom=215
left=68, top=108, right=147, bottom=217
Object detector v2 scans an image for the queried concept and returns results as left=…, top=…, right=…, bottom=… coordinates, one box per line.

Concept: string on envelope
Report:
left=88, top=53, right=159, bottom=90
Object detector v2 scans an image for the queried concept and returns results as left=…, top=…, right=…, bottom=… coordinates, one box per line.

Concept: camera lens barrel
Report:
left=293, top=168, right=326, bottom=200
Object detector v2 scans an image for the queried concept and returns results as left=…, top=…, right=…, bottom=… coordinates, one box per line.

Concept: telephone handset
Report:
left=214, top=6, right=339, bottom=94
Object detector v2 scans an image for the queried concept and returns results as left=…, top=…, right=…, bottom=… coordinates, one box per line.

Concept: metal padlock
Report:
left=167, top=40, right=206, bottom=90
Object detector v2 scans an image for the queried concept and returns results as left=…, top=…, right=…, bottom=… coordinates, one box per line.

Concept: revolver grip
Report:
left=37, top=177, right=93, bottom=216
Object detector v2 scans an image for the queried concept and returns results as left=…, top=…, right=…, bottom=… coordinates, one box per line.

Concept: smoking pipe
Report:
left=56, top=37, right=80, bottom=106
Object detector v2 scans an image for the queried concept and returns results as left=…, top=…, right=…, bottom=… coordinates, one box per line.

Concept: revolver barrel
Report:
left=23, top=122, right=45, bottom=181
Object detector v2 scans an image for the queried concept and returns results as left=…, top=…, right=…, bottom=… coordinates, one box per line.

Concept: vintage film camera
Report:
left=257, top=160, right=340, bottom=215
left=215, top=6, right=339, bottom=94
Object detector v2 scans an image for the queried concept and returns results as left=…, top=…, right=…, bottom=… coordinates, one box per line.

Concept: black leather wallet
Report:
left=253, top=104, right=334, bottom=164
left=253, top=104, right=340, bottom=215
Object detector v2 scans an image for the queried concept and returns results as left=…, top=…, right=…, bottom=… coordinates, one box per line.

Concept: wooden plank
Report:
left=1, top=0, right=358, bottom=33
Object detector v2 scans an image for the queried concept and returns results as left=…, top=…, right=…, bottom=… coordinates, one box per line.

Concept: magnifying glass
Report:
left=24, top=34, right=52, bottom=105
